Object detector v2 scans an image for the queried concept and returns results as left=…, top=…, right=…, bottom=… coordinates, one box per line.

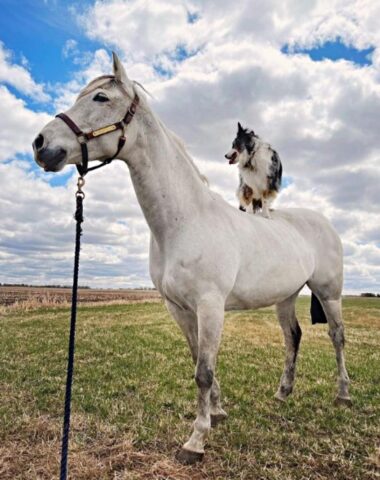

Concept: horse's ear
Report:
left=112, top=52, right=135, bottom=97
left=237, top=122, right=243, bottom=133
left=112, top=52, right=130, bottom=85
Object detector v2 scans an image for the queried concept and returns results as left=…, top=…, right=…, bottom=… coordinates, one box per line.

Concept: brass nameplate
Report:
left=92, top=125, right=117, bottom=137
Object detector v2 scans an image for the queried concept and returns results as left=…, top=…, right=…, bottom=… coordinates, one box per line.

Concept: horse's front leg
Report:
left=177, top=295, right=224, bottom=464
left=165, top=300, right=227, bottom=428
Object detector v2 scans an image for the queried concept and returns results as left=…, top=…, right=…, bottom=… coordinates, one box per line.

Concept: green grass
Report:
left=0, top=297, right=379, bottom=479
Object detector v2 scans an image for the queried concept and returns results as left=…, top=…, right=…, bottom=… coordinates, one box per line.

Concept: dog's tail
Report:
left=310, top=293, right=327, bottom=324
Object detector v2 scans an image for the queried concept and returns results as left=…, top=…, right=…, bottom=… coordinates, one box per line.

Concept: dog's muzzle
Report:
left=225, top=150, right=238, bottom=164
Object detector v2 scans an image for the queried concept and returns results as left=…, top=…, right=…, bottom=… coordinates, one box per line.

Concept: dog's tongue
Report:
left=228, top=152, right=237, bottom=164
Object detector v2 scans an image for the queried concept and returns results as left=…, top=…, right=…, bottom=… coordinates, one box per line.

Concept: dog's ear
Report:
left=237, top=122, right=244, bottom=133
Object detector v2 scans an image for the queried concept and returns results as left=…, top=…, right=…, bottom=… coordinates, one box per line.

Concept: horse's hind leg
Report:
left=275, top=291, right=302, bottom=402
left=165, top=300, right=227, bottom=428
left=318, top=297, right=351, bottom=405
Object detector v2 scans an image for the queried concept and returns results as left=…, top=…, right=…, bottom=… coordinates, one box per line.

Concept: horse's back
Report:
left=274, top=208, right=344, bottom=299
left=224, top=207, right=343, bottom=309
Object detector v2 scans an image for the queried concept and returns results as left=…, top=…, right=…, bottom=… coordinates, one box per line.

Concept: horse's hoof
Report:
left=176, top=448, right=204, bottom=465
left=274, top=391, right=287, bottom=403
left=334, top=396, right=353, bottom=407
left=211, top=411, right=228, bottom=427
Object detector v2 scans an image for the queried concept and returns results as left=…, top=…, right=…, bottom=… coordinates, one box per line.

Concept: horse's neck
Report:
left=125, top=112, right=208, bottom=243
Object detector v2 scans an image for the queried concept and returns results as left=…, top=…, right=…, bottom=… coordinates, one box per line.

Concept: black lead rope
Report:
left=55, top=90, right=139, bottom=479
left=59, top=177, right=85, bottom=480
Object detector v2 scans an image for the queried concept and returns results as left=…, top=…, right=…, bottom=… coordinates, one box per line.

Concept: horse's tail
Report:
left=310, top=293, right=327, bottom=324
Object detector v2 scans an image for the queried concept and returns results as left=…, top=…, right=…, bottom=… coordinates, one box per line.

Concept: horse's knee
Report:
left=195, top=360, right=214, bottom=390
left=329, top=325, right=345, bottom=347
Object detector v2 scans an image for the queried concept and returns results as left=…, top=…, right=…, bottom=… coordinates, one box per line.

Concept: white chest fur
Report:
left=238, top=142, right=272, bottom=197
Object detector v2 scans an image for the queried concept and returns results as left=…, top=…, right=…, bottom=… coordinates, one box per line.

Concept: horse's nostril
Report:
left=33, top=134, right=44, bottom=151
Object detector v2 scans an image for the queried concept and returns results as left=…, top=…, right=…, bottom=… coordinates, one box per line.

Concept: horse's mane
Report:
left=160, top=122, right=209, bottom=186
left=77, top=76, right=208, bottom=185
left=132, top=84, right=208, bottom=186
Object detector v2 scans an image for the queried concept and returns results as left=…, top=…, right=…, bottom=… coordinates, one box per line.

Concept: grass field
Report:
left=0, top=297, right=379, bottom=479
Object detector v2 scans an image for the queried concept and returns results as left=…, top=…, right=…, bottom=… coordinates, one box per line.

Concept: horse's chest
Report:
left=149, top=238, right=196, bottom=301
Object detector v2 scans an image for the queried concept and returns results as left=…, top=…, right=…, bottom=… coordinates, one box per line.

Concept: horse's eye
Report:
left=93, top=92, right=109, bottom=102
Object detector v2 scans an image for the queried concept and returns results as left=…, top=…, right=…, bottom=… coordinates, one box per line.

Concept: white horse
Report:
left=33, top=53, right=351, bottom=464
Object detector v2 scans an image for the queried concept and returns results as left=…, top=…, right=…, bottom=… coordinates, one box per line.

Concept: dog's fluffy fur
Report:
left=225, top=123, right=282, bottom=218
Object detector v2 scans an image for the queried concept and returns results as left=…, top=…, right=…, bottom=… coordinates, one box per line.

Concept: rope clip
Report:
left=76, top=176, right=85, bottom=198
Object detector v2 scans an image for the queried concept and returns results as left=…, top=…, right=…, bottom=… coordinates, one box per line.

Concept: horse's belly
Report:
left=226, top=247, right=314, bottom=310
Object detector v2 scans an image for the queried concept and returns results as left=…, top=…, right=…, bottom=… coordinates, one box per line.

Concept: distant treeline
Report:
left=0, top=283, right=156, bottom=290
left=0, top=283, right=90, bottom=289
left=360, top=293, right=380, bottom=297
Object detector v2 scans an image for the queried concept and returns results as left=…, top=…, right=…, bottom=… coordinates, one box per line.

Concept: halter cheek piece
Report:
left=56, top=89, right=139, bottom=176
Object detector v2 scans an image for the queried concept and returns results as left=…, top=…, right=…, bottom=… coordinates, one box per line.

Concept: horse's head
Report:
left=33, top=53, right=139, bottom=173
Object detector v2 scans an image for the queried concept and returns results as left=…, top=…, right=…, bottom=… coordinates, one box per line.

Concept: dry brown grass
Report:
left=0, top=286, right=162, bottom=314
left=0, top=414, right=221, bottom=480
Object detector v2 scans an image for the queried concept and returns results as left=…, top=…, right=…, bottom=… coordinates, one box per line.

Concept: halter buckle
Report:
left=77, top=134, right=87, bottom=145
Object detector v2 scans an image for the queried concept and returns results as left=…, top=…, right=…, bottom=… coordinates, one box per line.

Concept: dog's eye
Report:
left=93, top=92, right=109, bottom=102
left=233, top=141, right=241, bottom=152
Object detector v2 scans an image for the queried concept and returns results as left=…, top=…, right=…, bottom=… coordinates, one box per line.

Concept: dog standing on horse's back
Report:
left=225, top=123, right=282, bottom=218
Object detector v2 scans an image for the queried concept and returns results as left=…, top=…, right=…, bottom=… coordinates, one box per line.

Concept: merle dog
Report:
left=225, top=123, right=282, bottom=218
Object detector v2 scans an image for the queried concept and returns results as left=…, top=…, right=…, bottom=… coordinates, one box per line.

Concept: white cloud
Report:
left=0, top=0, right=379, bottom=293
left=282, top=0, right=380, bottom=51
left=0, top=160, right=152, bottom=287
left=78, top=1, right=206, bottom=60
left=0, top=42, right=50, bottom=102
left=0, top=86, right=52, bottom=161
left=62, top=39, right=79, bottom=59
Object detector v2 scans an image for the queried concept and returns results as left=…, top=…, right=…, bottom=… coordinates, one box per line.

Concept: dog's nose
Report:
left=33, top=134, right=44, bottom=151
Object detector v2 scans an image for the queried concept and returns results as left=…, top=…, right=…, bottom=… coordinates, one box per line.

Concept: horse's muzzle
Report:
left=33, top=135, right=67, bottom=172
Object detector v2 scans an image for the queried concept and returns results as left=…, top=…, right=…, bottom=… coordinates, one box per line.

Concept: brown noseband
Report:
left=56, top=90, right=139, bottom=176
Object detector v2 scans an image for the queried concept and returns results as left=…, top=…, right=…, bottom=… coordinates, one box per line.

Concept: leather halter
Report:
left=56, top=89, right=139, bottom=176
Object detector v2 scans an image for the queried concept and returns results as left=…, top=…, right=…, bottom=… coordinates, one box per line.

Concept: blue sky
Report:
left=0, top=1, right=373, bottom=119
left=0, top=0, right=101, bottom=114
left=1, top=1, right=372, bottom=104
left=1, top=1, right=373, bottom=186
left=1, top=1, right=94, bottom=82
left=0, top=0, right=379, bottom=292
left=282, top=40, right=374, bottom=66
